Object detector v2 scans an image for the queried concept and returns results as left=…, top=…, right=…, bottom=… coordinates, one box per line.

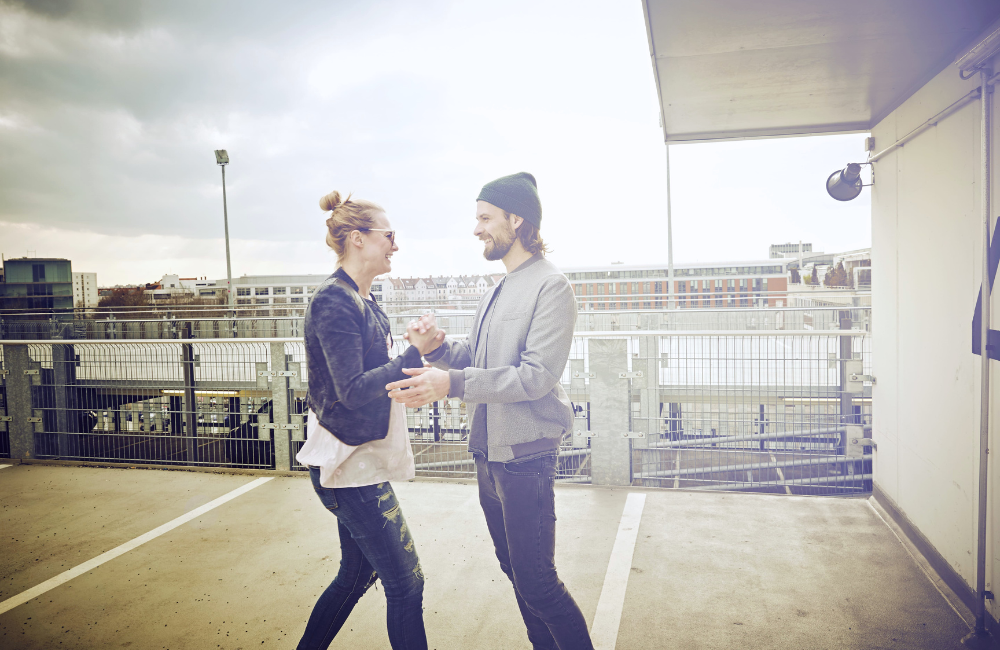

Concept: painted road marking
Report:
left=0, top=465, right=11, bottom=470
left=591, top=492, right=646, bottom=650
left=0, top=476, right=273, bottom=616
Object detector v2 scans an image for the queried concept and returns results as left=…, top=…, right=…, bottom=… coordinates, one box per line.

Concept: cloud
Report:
left=0, top=0, right=870, bottom=285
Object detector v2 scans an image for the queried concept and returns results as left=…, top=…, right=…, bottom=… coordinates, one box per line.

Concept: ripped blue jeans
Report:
left=298, top=468, right=427, bottom=650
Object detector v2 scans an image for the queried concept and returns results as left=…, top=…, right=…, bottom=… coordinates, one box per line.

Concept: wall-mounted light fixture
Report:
left=825, top=162, right=872, bottom=202
left=957, top=22, right=1000, bottom=79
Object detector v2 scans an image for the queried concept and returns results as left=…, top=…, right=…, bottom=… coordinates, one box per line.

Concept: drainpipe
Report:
left=977, top=65, right=994, bottom=638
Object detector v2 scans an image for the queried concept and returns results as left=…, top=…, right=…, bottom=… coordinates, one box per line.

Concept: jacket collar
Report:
left=333, top=267, right=379, bottom=303
left=508, top=253, right=544, bottom=276
left=333, top=266, right=359, bottom=291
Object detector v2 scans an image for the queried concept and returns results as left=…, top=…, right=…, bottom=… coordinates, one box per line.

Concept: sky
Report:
left=0, top=0, right=871, bottom=286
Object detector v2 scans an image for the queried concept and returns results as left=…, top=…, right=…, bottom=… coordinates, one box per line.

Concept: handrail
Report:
left=0, top=329, right=873, bottom=346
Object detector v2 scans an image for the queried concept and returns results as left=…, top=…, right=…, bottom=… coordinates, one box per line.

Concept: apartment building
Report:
left=72, top=272, right=99, bottom=308
left=564, top=260, right=789, bottom=310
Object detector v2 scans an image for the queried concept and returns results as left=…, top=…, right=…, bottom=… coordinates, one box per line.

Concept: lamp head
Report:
left=955, top=23, right=1000, bottom=75
left=826, top=163, right=863, bottom=202
left=214, top=150, right=229, bottom=165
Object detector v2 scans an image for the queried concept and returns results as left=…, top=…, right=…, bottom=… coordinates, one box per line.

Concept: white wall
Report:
left=871, top=52, right=999, bottom=609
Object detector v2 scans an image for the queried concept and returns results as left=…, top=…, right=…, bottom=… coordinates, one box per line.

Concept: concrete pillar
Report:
left=3, top=345, right=35, bottom=460
left=589, top=338, right=631, bottom=486
left=270, top=342, right=292, bottom=470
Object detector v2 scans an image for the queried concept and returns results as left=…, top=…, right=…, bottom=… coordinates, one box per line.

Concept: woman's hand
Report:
left=403, top=313, right=445, bottom=355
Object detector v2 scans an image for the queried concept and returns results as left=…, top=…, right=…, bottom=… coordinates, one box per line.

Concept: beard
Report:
left=482, top=220, right=516, bottom=261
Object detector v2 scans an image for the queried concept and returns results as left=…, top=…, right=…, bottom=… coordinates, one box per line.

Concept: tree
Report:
left=824, top=261, right=851, bottom=288
left=790, top=267, right=801, bottom=283
left=808, top=267, right=819, bottom=285
left=98, top=287, right=149, bottom=308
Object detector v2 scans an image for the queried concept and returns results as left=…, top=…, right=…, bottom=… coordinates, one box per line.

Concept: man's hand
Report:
left=386, top=367, right=451, bottom=408
left=403, top=313, right=446, bottom=355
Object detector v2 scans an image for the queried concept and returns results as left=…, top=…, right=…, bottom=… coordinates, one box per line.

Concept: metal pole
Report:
left=221, top=164, right=234, bottom=308
left=976, top=66, right=994, bottom=637
left=665, top=144, right=675, bottom=309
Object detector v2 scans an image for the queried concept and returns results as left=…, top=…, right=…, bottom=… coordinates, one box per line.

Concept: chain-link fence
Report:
left=0, top=306, right=872, bottom=492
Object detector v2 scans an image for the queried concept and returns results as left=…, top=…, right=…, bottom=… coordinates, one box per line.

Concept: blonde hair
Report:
left=320, top=190, right=385, bottom=262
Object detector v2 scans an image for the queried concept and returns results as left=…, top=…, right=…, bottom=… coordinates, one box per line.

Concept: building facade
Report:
left=0, top=258, right=74, bottom=311
left=72, top=272, right=99, bottom=308
left=769, top=242, right=813, bottom=259
left=564, top=261, right=789, bottom=310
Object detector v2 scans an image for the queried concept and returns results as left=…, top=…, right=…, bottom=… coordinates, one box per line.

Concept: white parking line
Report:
left=0, top=476, right=273, bottom=616
left=0, top=465, right=11, bottom=470
left=591, top=492, right=646, bottom=650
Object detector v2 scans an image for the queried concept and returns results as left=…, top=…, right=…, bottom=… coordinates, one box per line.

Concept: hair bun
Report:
left=319, top=190, right=343, bottom=212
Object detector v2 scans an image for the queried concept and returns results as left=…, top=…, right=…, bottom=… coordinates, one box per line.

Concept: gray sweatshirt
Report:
left=424, top=254, right=577, bottom=462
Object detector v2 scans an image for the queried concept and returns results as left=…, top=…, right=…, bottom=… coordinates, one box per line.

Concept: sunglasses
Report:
left=360, top=228, right=396, bottom=245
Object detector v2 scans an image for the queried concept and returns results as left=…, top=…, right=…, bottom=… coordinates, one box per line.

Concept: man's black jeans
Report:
left=475, top=454, right=595, bottom=650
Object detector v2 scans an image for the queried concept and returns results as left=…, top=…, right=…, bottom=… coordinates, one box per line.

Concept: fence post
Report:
left=838, top=314, right=853, bottom=460
left=52, top=340, right=80, bottom=458
left=180, top=323, right=199, bottom=463
left=569, top=358, right=589, bottom=448
left=270, top=342, right=292, bottom=470
left=589, top=338, right=632, bottom=486
left=638, top=335, right=660, bottom=446
left=4, top=345, right=35, bottom=460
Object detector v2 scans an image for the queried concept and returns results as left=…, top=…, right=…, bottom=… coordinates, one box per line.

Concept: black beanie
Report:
left=477, top=172, right=542, bottom=229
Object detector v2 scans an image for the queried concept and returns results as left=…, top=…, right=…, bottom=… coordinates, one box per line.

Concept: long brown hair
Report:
left=504, top=211, right=550, bottom=255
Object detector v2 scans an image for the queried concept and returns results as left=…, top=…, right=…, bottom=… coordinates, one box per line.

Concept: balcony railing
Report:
left=0, top=307, right=872, bottom=494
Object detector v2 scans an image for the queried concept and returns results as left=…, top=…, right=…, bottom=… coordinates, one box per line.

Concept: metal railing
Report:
left=0, top=307, right=871, bottom=493
left=1, top=303, right=870, bottom=341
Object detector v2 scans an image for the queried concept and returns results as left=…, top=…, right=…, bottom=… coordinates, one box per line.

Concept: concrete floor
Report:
left=0, top=463, right=972, bottom=649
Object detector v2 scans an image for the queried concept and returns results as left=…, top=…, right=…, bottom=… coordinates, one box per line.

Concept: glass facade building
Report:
left=0, top=258, right=74, bottom=311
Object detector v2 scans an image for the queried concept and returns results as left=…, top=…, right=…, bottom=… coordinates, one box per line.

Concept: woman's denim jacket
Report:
left=305, top=268, right=422, bottom=446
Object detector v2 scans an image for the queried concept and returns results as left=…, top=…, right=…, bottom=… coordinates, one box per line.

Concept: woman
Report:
left=296, top=190, right=428, bottom=650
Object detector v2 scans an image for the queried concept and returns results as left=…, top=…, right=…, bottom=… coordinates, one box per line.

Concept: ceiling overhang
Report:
left=642, top=0, right=1000, bottom=143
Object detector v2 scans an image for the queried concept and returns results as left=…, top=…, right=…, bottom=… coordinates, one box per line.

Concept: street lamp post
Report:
left=214, top=150, right=234, bottom=309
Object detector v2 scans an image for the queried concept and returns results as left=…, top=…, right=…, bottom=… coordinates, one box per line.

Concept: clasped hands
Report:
left=385, top=313, right=451, bottom=408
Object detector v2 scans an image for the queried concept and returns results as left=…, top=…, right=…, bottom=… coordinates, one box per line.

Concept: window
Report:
left=237, top=298, right=250, bottom=305
left=291, top=297, right=304, bottom=304
left=255, top=287, right=269, bottom=295
left=597, top=284, right=604, bottom=295
left=237, top=288, right=250, bottom=296
left=274, top=287, right=286, bottom=295
left=308, top=286, right=318, bottom=293
left=255, top=298, right=269, bottom=304
left=654, top=282, right=662, bottom=293
left=631, top=282, right=639, bottom=293
left=274, top=297, right=287, bottom=304
left=32, top=264, right=45, bottom=282
left=291, top=286, right=303, bottom=294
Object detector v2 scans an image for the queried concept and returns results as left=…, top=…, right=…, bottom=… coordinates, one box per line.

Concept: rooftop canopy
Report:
left=641, top=0, right=1000, bottom=143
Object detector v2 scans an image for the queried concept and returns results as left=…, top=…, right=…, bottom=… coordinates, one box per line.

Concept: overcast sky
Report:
left=0, top=0, right=870, bottom=285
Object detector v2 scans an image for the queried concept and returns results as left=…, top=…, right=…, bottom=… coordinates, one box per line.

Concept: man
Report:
left=386, top=172, right=593, bottom=650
